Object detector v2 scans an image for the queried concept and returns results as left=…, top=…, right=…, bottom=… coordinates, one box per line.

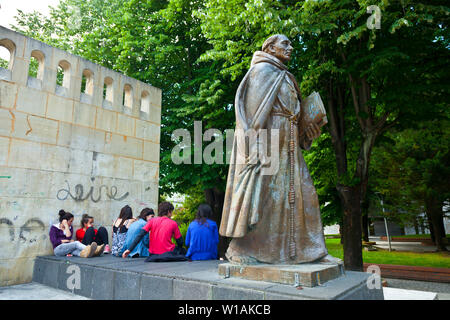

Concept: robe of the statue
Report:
left=220, top=51, right=328, bottom=264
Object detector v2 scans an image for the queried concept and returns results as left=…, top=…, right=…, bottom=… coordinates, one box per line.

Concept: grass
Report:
left=325, top=238, right=450, bottom=269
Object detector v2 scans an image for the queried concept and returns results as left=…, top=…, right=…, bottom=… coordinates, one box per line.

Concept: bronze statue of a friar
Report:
left=220, top=34, right=339, bottom=265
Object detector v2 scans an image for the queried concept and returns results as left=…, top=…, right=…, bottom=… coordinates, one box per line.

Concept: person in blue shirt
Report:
left=121, top=208, right=155, bottom=258
left=185, top=204, right=219, bottom=260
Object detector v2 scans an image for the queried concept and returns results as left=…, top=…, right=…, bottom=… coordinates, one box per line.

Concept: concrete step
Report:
left=32, top=255, right=384, bottom=300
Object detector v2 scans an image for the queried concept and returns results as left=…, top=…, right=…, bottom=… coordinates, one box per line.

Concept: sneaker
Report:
left=94, top=244, right=105, bottom=257
left=103, top=244, right=111, bottom=254
left=80, top=242, right=97, bottom=258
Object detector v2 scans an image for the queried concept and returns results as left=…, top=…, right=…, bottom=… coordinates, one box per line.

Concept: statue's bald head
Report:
left=262, top=34, right=286, bottom=52
left=262, top=34, right=293, bottom=63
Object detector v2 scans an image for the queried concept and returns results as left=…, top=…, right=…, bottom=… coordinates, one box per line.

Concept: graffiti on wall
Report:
left=0, top=217, right=46, bottom=243
left=56, top=180, right=129, bottom=203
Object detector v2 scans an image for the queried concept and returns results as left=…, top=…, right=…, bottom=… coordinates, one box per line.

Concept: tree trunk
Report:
left=361, top=197, right=370, bottom=242
left=337, top=184, right=363, bottom=271
left=361, top=214, right=369, bottom=242
left=425, top=197, right=448, bottom=251
left=204, top=187, right=228, bottom=257
left=420, top=217, right=426, bottom=234
left=413, top=217, right=420, bottom=235
left=426, top=212, right=436, bottom=243
left=326, top=75, right=378, bottom=271
left=400, top=226, right=405, bottom=236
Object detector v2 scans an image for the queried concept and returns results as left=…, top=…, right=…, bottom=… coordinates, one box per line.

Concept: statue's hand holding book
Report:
left=299, top=91, right=328, bottom=139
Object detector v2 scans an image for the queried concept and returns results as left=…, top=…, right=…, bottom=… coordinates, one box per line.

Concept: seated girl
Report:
left=185, top=204, right=219, bottom=260
left=121, top=208, right=155, bottom=258
left=75, top=214, right=110, bottom=255
left=49, top=210, right=101, bottom=258
left=111, top=205, right=136, bottom=256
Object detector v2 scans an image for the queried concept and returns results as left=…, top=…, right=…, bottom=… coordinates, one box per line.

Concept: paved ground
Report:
left=385, top=277, right=450, bottom=293
left=0, top=282, right=90, bottom=300
left=384, top=277, right=450, bottom=299
left=368, top=236, right=450, bottom=252
left=383, top=287, right=438, bottom=300
left=373, top=241, right=450, bottom=252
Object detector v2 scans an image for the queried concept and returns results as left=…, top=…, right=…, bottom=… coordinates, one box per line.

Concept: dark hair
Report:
left=81, top=213, right=93, bottom=228
left=195, top=204, right=213, bottom=225
left=118, top=205, right=133, bottom=228
left=58, top=209, right=74, bottom=223
left=158, top=202, right=174, bottom=217
left=139, top=208, right=155, bottom=220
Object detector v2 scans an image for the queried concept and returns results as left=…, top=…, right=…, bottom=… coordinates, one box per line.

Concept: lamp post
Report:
left=380, top=198, right=392, bottom=252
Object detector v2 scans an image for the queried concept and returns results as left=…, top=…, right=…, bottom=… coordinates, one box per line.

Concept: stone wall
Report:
left=0, top=26, right=161, bottom=286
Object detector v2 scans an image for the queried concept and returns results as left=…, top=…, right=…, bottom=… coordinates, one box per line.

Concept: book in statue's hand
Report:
left=299, top=91, right=328, bottom=137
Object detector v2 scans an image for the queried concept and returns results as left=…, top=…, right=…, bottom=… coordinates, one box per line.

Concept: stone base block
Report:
left=218, top=262, right=344, bottom=287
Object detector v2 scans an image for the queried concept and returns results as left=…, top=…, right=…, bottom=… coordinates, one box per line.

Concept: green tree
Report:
left=196, top=0, right=449, bottom=270
left=371, top=119, right=450, bottom=251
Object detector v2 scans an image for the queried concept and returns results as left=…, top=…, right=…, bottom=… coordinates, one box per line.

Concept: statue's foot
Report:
left=227, top=254, right=259, bottom=265
left=225, top=249, right=259, bottom=265
left=319, top=254, right=343, bottom=265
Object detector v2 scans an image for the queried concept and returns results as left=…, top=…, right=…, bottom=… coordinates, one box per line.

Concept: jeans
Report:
left=54, top=241, right=86, bottom=256
left=82, top=227, right=109, bottom=246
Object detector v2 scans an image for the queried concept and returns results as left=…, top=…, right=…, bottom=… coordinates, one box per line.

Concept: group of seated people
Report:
left=49, top=201, right=219, bottom=262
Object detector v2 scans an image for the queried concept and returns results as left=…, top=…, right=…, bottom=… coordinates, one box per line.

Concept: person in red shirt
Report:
left=76, top=214, right=110, bottom=254
left=122, top=202, right=187, bottom=261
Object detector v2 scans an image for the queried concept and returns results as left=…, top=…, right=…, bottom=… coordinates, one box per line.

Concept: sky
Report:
left=0, top=0, right=61, bottom=28
left=0, top=0, right=61, bottom=60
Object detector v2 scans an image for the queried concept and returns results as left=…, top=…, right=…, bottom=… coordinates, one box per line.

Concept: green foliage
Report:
left=171, top=221, right=189, bottom=245
left=56, top=67, right=64, bottom=86
left=171, top=207, right=192, bottom=225
left=183, top=188, right=206, bottom=221
left=370, top=118, right=450, bottom=225
left=303, top=133, right=343, bottom=226
left=178, top=222, right=190, bottom=241
left=28, top=58, right=39, bottom=78
left=171, top=185, right=206, bottom=224
left=0, top=57, right=8, bottom=69
left=158, top=193, right=168, bottom=204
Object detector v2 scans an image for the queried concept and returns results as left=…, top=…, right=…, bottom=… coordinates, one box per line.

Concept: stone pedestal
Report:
left=218, top=262, right=345, bottom=287
left=33, top=256, right=384, bottom=300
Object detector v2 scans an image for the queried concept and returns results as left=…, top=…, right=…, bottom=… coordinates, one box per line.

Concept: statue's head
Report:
left=262, top=34, right=293, bottom=63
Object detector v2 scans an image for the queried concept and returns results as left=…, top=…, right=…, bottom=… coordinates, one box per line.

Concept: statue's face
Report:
left=268, top=36, right=293, bottom=63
